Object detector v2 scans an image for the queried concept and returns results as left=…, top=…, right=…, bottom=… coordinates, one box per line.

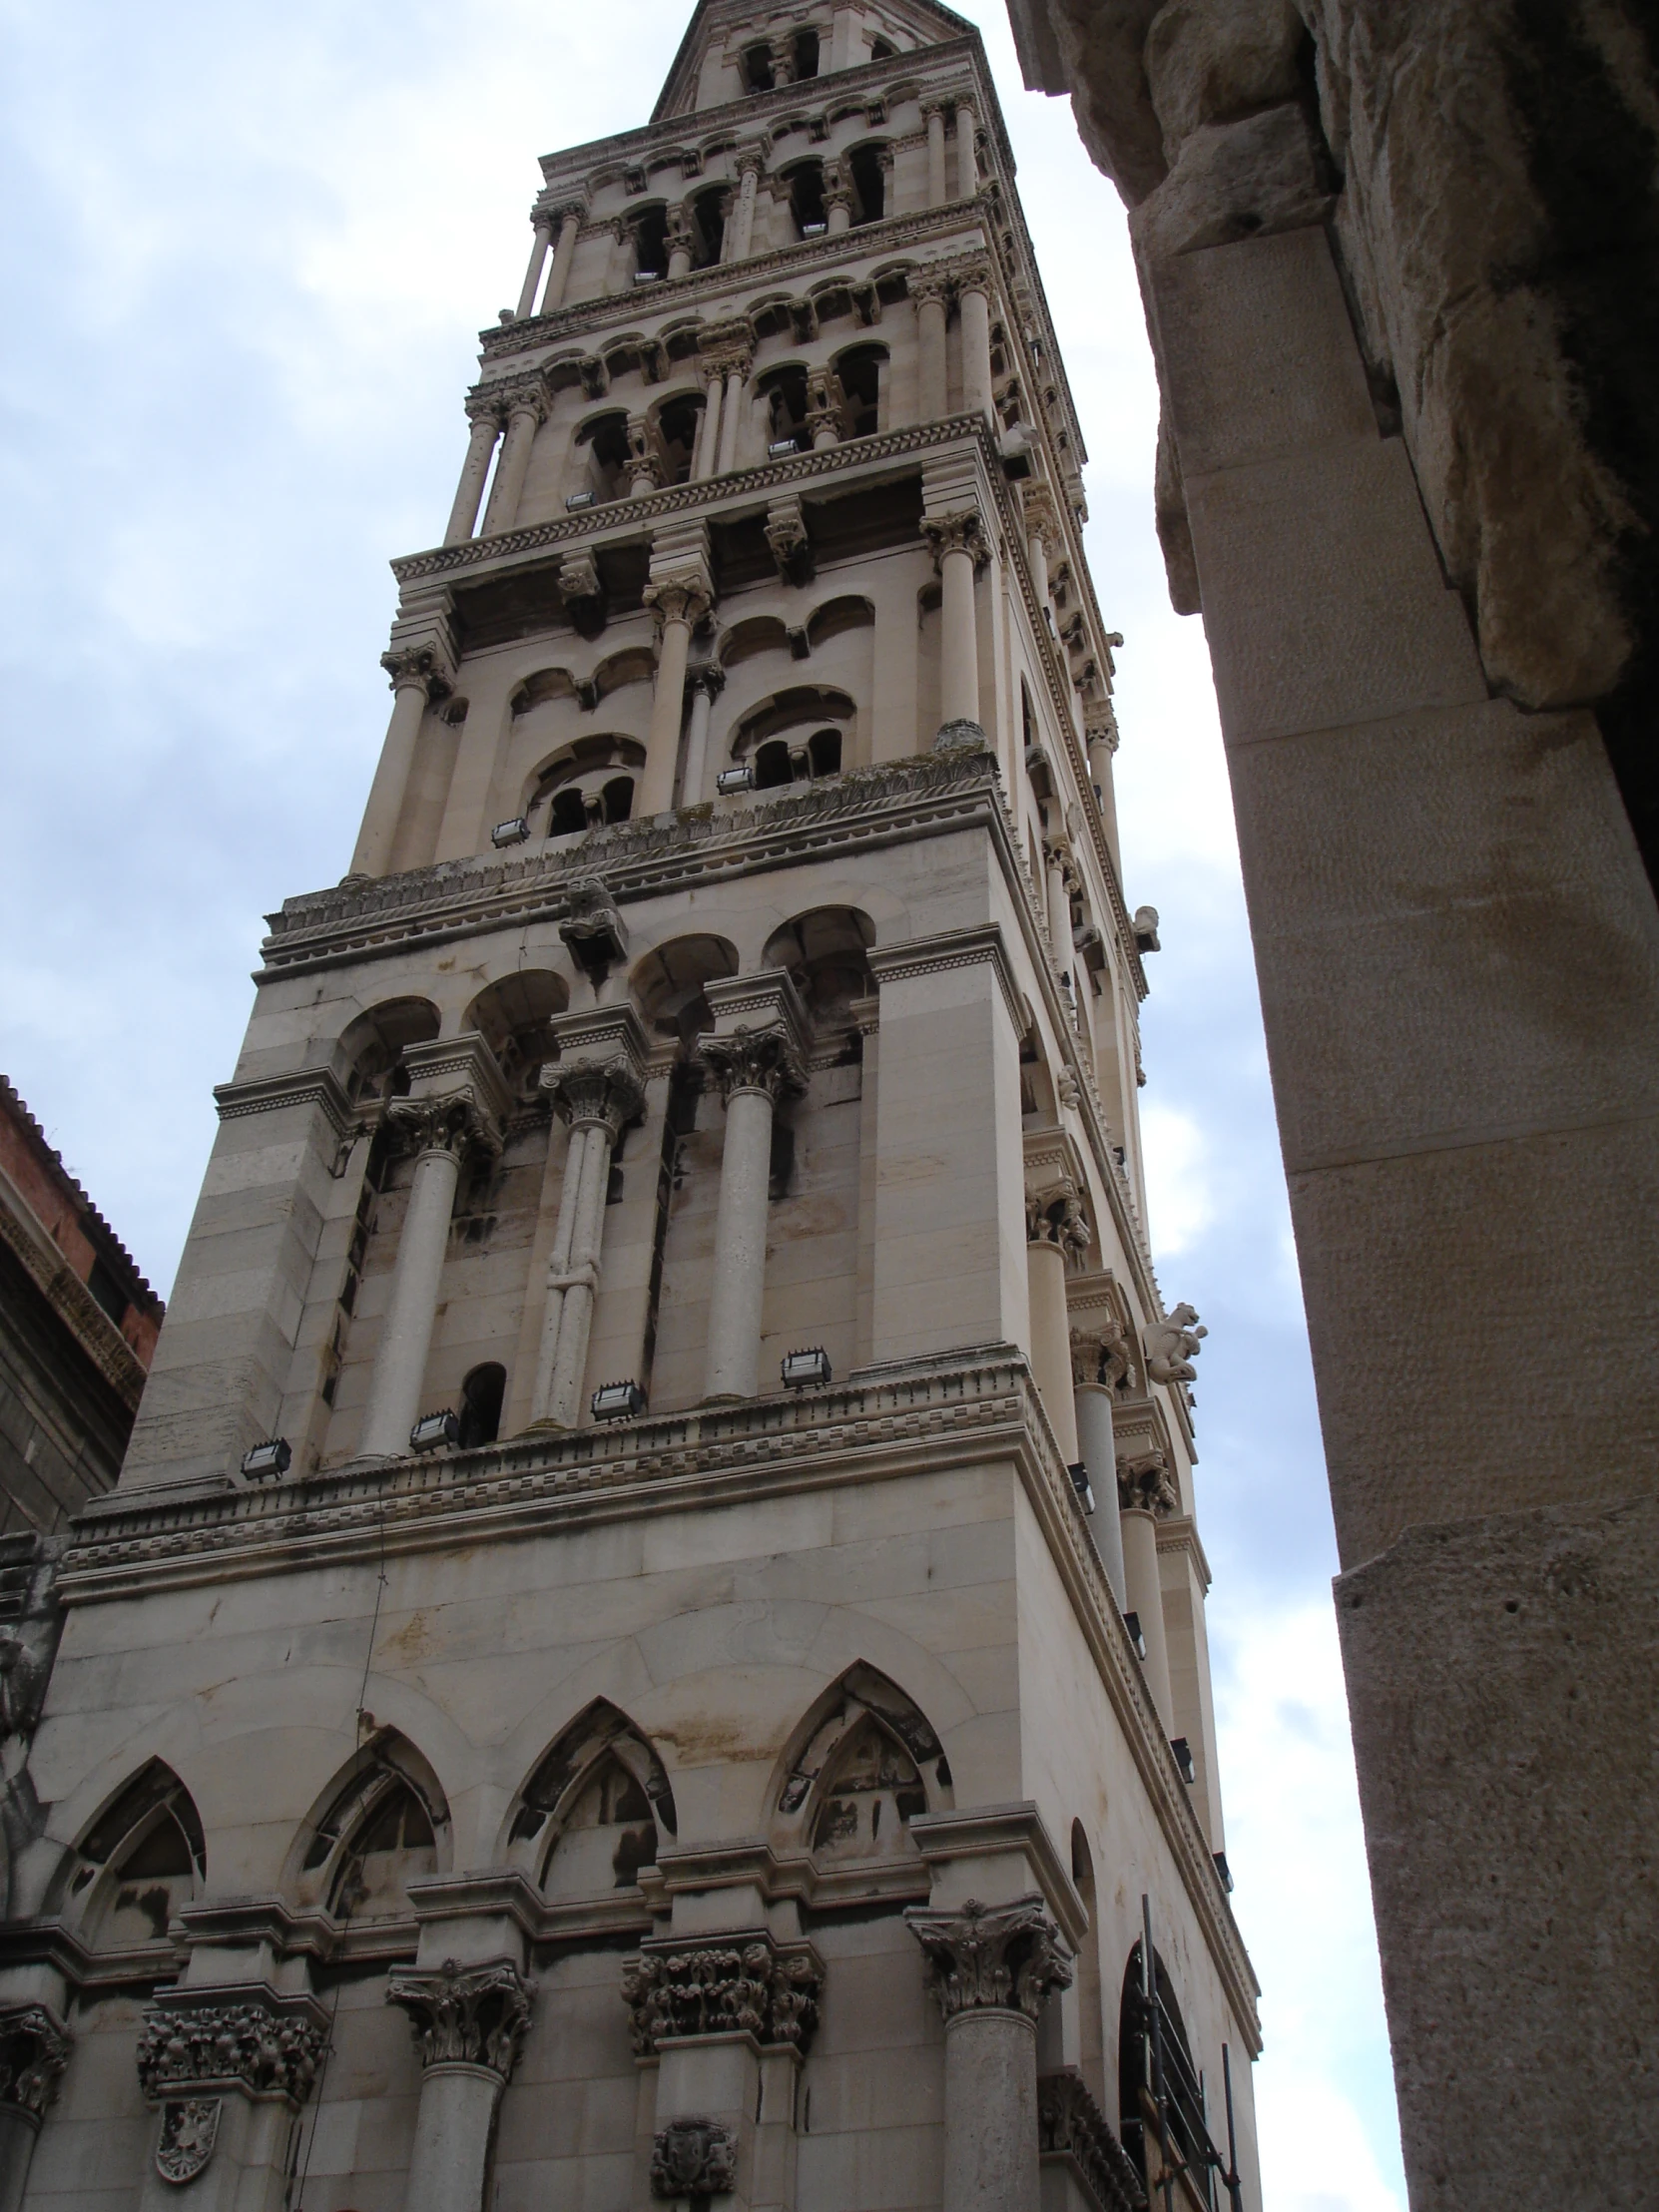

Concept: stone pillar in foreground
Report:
left=698, top=971, right=809, bottom=1402
left=641, top=538, right=715, bottom=818
left=134, top=1984, right=327, bottom=2212
left=514, top=213, right=555, bottom=319
left=478, top=378, right=547, bottom=536
left=1118, top=1448, right=1178, bottom=1729
left=923, top=505, right=987, bottom=741
left=1024, top=1185, right=1088, bottom=1462
left=357, top=1036, right=509, bottom=1459
left=445, top=402, right=502, bottom=546
left=681, top=664, right=725, bottom=806
left=905, top=1897, right=1071, bottom=2212
left=716, top=349, right=752, bottom=476
left=1068, top=1312, right=1133, bottom=1608
left=541, top=203, right=584, bottom=312
left=387, top=1959, right=534, bottom=2212
left=955, top=102, right=979, bottom=200
left=0, top=2003, right=69, bottom=2212
left=351, top=643, right=451, bottom=879
left=956, top=257, right=995, bottom=426
left=532, top=1005, right=648, bottom=1426
left=925, top=104, right=948, bottom=206
left=913, top=267, right=950, bottom=421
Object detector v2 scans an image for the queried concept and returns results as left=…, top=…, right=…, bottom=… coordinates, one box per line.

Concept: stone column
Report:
left=444, top=403, right=502, bottom=546
left=698, top=974, right=809, bottom=1402
left=1118, top=1450, right=1178, bottom=1729
left=626, top=413, right=661, bottom=499
left=1024, top=485, right=1059, bottom=615
left=357, top=1048, right=507, bottom=1458
left=925, top=104, right=948, bottom=206
left=514, top=214, right=554, bottom=319
left=350, top=645, right=449, bottom=879
left=641, top=562, right=714, bottom=818
left=542, top=204, right=584, bottom=312
left=955, top=103, right=979, bottom=199
left=956, top=258, right=995, bottom=426
left=134, top=1984, right=327, bottom=2212
left=730, top=153, right=763, bottom=261
left=807, top=367, right=839, bottom=449
left=826, top=168, right=853, bottom=235
left=1069, top=1319, right=1134, bottom=1608
left=681, top=665, right=725, bottom=807
left=478, top=378, right=547, bottom=537
left=906, top=1899, right=1072, bottom=2212
left=532, top=1025, right=647, bottom=1427
left=666, top=208, right=694, bottom=281
left=1043, top=838, right=1073, bottom=966
left=691, top=368, right=722, bottom=479
left=1025, top=1187, right=1088, bottom=1463
left=912, top=269, right=950, bottom=422
left=387, top=1960, right=533, bottom=2212
left=716, top=350, right=752, bottom=476
left=0, top=2004, right=69, bottom=2212
left=923, top=507, right=987, bottom=742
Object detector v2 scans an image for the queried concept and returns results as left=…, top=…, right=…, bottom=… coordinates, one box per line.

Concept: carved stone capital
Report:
left=905, top=1896, right=1072, bottom=2022
left=136, top=1986, right=328, bottom=2107
left=908, top=263, right=953, bottom=308
left=1117, top=1448, right=1179, bottom=1517
left=644, top=571, right=714, bottom=634
left=380, top=644, right=449, bottom=698
left=464, top=387, right=507, bottom=431
left=949, top=253, right=994, bottom=297
left=1143, top=1303, right=1207, bottom=1385
left=540, top=1055, right=644, bottom=1139
left=497, top=372, right=551, bottom=425
left=621, top=1933, right=824, bottom=2057
left=385, top=1957, right=534, bottom=2085
left=385, top=1092, right=500, bottom=1165
left=1071, top=1322, right=1135, bottom=1393
left=558, top=875, right=630, bottom=980
left=652, top=2117, right=738, bottom=2202
left=921, top=506, right=988, bottom=571
left=0, top=2002, right=70, bottom=2123
left=698, top=1024, right=807, bottom=1105
left=765, top=494, right=814, bottom=586
left=687, top=663, right=727, bottom=704
left=1023, top=483, right=1062, bottom=553
left=1027, top=1183, right=1091, bottom=1261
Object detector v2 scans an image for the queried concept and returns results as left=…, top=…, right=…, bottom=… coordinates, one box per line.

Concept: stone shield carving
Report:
left=156, top=2097, right=222, bottom=2186
left=651, top=2116, right=738, bottom=2202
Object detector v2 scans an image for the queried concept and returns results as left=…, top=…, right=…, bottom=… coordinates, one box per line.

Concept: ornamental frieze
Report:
left=621, top=1933, right=824, bottom=2056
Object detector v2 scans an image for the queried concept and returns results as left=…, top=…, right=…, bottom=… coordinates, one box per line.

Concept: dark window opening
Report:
left=574, top=410, right=631, bottom=503
left=602, top=775, right=635, bottom=825
left=759, top=364, right=810, bottom=448
left=606, top=1163, right=625, bottom=1206
left=457, top=1363, right=506, bottom=1450
left=754, top=740, right=795, bottom=790
left=793, top=28, right=821, bottom=79
left=550, top=789, right=589, bottom=836
left=786, top=161, right=827, bottom=237
left=835, top=344, right=883, bottom=436
left=87, top=1257, right=127, bottom=1327
left=809, top=727, right=841, bottom=777
left=631, top=206, right=669, bottom=279
left=1120, top=1941, right=1216, bottom=2210
left=691, top=184, right=727, bottom=267
left=743, top=42, right=775, bottom=91
left=848, top=143, right=886, bottom=226
left=869, top=36, right=895, bottom=60
left=656, top=393, right=703, bottom=483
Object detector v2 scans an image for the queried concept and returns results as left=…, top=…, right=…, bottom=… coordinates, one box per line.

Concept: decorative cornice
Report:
left=213, top=1067, right=356, bottom=1141
left=0, top=1192, right=147, bottom=1412
left=867, top=919, right=1026, bottom=1038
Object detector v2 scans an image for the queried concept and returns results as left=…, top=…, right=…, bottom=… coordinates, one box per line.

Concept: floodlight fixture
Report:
left=716, top=765, right=754, bottom=796
left=566, top=490, right=597, bottom=511
left=1170, top=1737, right=1196, bottom=1786
left=781, top=1348, right=831, bottom=1389
left=592, top=1380, right=647, bottom=1420
left=492, top=817, right=530, bottom=847
left=409, top=1409, right=458, bottom=1452
left=241, top=1437, right=291, bottom=1480
left=1066, top=1461, right=1096, bottom=1515
left=1122, top=1610, right=1147, bottom=1662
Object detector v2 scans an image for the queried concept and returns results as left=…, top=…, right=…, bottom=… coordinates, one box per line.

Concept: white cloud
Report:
left=1139, top=1101, right=1215, bottom=1259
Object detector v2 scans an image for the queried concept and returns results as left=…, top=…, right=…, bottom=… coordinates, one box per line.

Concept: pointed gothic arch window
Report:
left=288, top=1735, right=450, bottom=1924
left=58, top=1760, right=206, bottom=1947
left=773, top=1663, right=952, bottom=1865
left=505, top=1701, right=678, bottom=1899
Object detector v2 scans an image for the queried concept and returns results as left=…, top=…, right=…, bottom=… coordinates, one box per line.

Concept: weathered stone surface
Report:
left=1144, top=0, right=1307, bottom=158
left=1132, top=102, right=1334, bottom=260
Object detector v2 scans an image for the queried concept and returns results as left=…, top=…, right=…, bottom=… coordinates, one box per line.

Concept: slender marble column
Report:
left=515, top=216, right=554, bottom=318
left=1025, top=1187, right=1088, bottom=1462
left=957, top=262, right=995, bottom=425
left=640, top=575, right=712, bottom=816
left=716, top=358, right=750, bottom=475
left=731, top=158, right=762, bottom=260
left=666, top=210, right=694, bottom=281
left=924, top=508, right=986, bottom=739
left=808, top=368, right=839, bottom=449
left=479, top=383, right=546, bottom=536
left=1044, top=838, right=1073, bottom=964
left=532, top=1054, right=645, bottom=1425
left=827, top=183, right=852, bottom=235
left=444, top=408, right=501, bottom=547
left=906, top=1899, right=1071, bottom=2212
left=1118, top=1449, right=1179, bottom=1727
left=693, top=368, right=724, bottom=478
left=358, top=1096, right=496, bottom=1458
left=542, top=206, right=584, bottom=311
left=913, top=273, right=949, bottom=421
left=1074, top=1383, right=1128, bottom=1604
left=955, top=102, right=979, bottom=199
left=925, top=105, right=947, bottom=206
left=350, top=647, right=444, bottom=878
left=387, top=1962, right=532, bottom=2212
left=681, top=665, right=725, bottom=806
left=700, top=1020, right=806, bottom=1400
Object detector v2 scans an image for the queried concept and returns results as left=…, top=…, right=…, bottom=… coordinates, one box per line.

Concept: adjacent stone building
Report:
left=1004, top=3, right=1659, bottom=2207
left=0, top=7, right=1263, bottom=2209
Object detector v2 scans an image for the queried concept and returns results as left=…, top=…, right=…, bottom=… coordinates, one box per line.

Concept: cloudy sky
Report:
left=0, top=0, right=1402, bottom=2200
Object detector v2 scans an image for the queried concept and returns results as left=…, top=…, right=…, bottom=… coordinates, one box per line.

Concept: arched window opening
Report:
left=754, top=739, right=795, bottom=789
left=289, top=1738, right=450, bottom=1923
left=337, top=997, right=441, bottom=1107
left=1120, top=1939, right=1216, bottom=2207
left=330, top=1782, right=437, bottom=1922
left=758, top=363, right=811, bottom=450
left=808, top=727, right=841, bottom=777
left=551, top=789, right=589, bottom=836
left=812, top=1715, right=926, bottom=1861
left=654, top=391, right=703, bottom=483
left=732, top=685, right=854, bottom=773
left=602, top=774, right=636, bottom=825
left=793, top=27, right=821, bottom=79
left=834, top=343, right=884, bottom=436
left=631, top=934, right=740, bottom=1047
left=573, top=409, right=632, bottom=504
left=848, top=143, right=887, bottom=225
left=65, top=1762, right=206, bottom=1947
left=506, top=1702, right=678, bottom=1902
left=762, top=905, right=874, bottom=1023
left=631, top=205, right=669, bottom=280
left=457, top=1363, right=506, bottom=1449
left=869, top=36, right=896, bottom=61
left=691, top=184, right=727, bottom=267
left=772, top=1664, right=952, bottom=1860
left=785, top=161, right=828, bottom=238
left=465, top=970, right=569, bottom=1090
left=743, top=42, right=775, bottom=91
left=532, top=736, right=647, bottom=840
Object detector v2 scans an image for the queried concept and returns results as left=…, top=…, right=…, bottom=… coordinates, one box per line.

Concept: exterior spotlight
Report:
left=241, top=1437, right=290, bottom=1480
left=565, top=490, right=597, bottom=511
left=633, top=269, right=662, bottom=284
left=716, top=765, right=754, bottom=796
left=781, top=1348, right=831, bottom=1389
left=591, top=1380, right=647, bottom=1420
left=801, top=221, right=828, bottom=237
left=1170, top=1737, right=1196, bottom=1786
left=1213, top=1851, right=1235, bottom=1894
left=409, top=1409, right=458, bottom=1452
left=768, top=437, right=801, bottom=458
left=1122, top=1610, right=1147, bottom=1662
left=492, top=817, right=530, bottom=847
left=1066, top=1461, right=1096, bottom=1514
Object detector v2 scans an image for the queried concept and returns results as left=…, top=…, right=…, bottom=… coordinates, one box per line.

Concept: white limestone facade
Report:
left=0, top=7, right=1263, bottom=2211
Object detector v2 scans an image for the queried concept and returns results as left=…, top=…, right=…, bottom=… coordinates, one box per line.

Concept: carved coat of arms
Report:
left=651, top=2115, right=738, bottom=2201
left=156, top=2096, right=222, bottom=2186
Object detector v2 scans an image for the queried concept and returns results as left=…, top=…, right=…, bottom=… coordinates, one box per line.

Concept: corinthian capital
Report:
left=1023, top=483, right=1062, bottom=553
left=1027, top=1183, right=1090, bottom=1261
left=380, top=643, right=449, bottom=697
left=1071, top=1320, right=1135, bottom=1392
left=386, top=1958, right=534, bottom=2085
left=949, top=252, right=994, bottom=296
left=644, top=571, right=714, bottom=633
left=497, top=372, right=550, bottom=425
left=920, top=506, right=988, bottom=571
left=904, top=1896, right=1072, bottom=2022
left=621, top=1933, right=824, bottom=2057
left=908, top=263, right=952, bottom=308
left=385, top=1092, right=501, bottom=1165
left=540, top=1056, right=644, bottom=1139
left=136, top=1986, right=327, bottom=2106
left=698, top=1024, right=806, bottom=1105
left=1117, top=1448, right=1179, bottom=1516
left=0, top=2002, right=70, bottom=2122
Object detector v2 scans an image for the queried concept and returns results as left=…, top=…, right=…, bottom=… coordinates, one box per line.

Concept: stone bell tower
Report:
left=0, top=6, right=1263, bottom=2211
